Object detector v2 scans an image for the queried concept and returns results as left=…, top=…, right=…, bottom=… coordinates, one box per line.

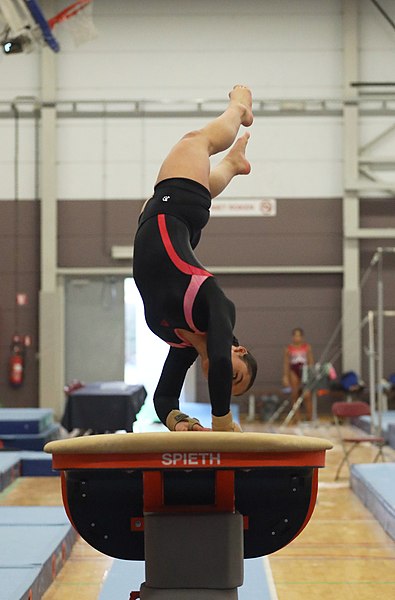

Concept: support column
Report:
left=342, top=0, right=361, bottom=373
left=38, top=27, right=64, bottom=417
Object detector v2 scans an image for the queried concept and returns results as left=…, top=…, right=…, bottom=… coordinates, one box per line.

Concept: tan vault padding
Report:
left=45, top=431, right=332, bottom=455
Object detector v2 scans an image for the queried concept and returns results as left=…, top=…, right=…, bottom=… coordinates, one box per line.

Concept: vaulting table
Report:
left=45, top=431, right=332, bottom=599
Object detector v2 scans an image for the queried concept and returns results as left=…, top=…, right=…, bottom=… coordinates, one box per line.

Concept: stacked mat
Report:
left=0, top=506, right=77, bottom=600
left=351, top=463, right=395, bottom=542
left=0, top=451, right=57, bottom=482
left=0, top=408, right=60, bottom=451
left=0, top=453, right=20, bottom=492
left=388, top=423, right=395, bottom=450
left=353, top=410, right=395, bottom=444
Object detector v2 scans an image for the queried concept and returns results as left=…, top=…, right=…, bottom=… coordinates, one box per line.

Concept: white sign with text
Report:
left=210, top=198, right=277, bottom=217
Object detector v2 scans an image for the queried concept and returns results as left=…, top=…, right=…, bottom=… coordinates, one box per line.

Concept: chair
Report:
left=332, top=400, right=386, bottom=480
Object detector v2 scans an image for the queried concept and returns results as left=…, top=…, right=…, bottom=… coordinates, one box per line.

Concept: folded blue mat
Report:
left=0, top=424, right=60, bottom=451
left=351, top=463, right=395, bottom=541
left=0, top=408, right=54, bottom=434
left=0, top=506, right=75, bottom=600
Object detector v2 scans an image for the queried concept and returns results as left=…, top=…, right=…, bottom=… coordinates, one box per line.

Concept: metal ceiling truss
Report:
left=1, top=94, right=395, bottom=120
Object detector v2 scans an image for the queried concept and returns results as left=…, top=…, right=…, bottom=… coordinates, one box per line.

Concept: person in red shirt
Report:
left=282, top=328, right=314, bottom=422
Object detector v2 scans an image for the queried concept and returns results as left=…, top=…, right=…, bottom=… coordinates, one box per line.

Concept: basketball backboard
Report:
left=0, top=0, right=59, bottom=54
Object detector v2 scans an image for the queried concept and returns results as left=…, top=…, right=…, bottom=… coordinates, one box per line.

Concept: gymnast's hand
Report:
left=174, top=421, right=211, bottom=432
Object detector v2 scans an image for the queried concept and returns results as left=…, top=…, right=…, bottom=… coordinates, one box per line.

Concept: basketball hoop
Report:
left=48, top=0, right=98, bottom=47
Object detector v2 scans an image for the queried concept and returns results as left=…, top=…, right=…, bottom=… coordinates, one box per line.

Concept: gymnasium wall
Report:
left=0, top=202, right=39, bottom=408
left=2, top=0, right=395, bottom=201
left=0, top=0, right=394, bottom=406
left=2, top=196, right=395, bottom=407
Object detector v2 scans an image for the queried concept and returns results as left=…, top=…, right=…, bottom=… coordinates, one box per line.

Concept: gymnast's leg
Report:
left=155, top=85, right=253, bottom=191
left=303, top=389, right=313, bottom=421
left=289, top=370, right=302, bottom=424
left=209, top=131, right=251, bottom=198
left=148, top=87, right=253, bottom=433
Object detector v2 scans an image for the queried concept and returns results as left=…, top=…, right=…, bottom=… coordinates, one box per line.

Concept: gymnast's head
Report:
left=230, top=344, right=258, bottom=395
left=291, top=327, right=305, bottom=345
left=200, top=338, right=257, bottom=395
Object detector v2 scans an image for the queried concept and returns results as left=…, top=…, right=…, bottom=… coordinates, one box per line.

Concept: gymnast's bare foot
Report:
left=229, top=85, right=253, bottom=127
left=174, top=421, right=211, bottom=432
left=224, top=132, right=251, bottom=176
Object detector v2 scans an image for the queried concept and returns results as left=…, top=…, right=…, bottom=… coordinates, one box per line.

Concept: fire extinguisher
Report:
left=8, top=335, right=25, bottom=388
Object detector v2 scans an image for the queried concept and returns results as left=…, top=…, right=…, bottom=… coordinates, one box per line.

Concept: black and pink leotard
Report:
left=133, top=177, right=237, bottom=424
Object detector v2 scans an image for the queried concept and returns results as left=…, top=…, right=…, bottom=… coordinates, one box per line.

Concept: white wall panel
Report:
left=51, top=0, right=345, bottom=199
left=361, top=51, right=395, bottom=82
left=57, top=162, right=104, bottom=199
left=140, top=116, right=343, bottom=198
left=0, top=123, right=15, bottom=164
left=360, top=0, right=395, bottom=49
left=63, top=13, right=341, bottom=53
left=0, top=54, right=39, bottom=100
left=57, top=52, right=343, bottom=99
left=0, top=0, right=393, bottom=200
left=244, top=118, right=343, bottom=161
left=241, top=160, right=342, bottom=199
left=56, top=0, right=343, bottom=100
left=360, top=118, right=395, bottom=152
left=0, top=163, right=36, bottom=199
left=105, top=162, right=144, bottom=198
left=57, top=160, right=144, bottom=199
left=0, top=164, right=16, bottom=198
left=91, top=0, right=341, bottom=18
left=105, top=120, right=144, bottom=161
left=0, top=122, right=36, bottom=161
left=57, top=120, right=104, bottom=162
left=360, top=0, right=395, bottom=80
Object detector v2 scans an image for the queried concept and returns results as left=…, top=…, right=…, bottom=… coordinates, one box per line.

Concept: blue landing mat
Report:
left=351, top=463, right=395, bottom=541
left=0, top=506, right=69, bottom=525
left=0, top=506, right=76, bottom=600
left=0, top=524, right=71, bottom=566
left=99, top=556, right=277, bottom=599
left=0, top=453, right=21, bottom=491
left=0, top=451, right=57, bottom=489
left=0, top=423, right=61, bottom=451
left=1, top=567, right=43, bottom=600
left=354, top=410, right=395, bottom=442
left=19, top=451, right=57, bottom=476
left=389, top=424, right=395, bottom=450
left=0, top=408, right=54, bottom=434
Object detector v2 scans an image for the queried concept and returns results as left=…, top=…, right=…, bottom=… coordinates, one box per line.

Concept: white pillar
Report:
left=342, top=0, right=361, bottom=373
left=38, top=27, right=64, bottom=418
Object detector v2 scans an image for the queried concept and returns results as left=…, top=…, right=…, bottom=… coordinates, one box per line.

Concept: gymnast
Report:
left=133, top=85, right=257, bottom=432
left=283, top=327, right=314, bottom=422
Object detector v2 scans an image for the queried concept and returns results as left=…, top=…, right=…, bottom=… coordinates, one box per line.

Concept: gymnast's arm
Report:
left=283, top=346, right=290, bottom=387
left=307, top=344, right=314, bottom=366
left=153, top=346, right=198, bottom=424
left=205, top=294, right=235, bottom=414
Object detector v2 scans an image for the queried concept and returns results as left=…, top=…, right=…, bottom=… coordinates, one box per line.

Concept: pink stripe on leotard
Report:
left=183, top=274, right=210, bottom=333
left=157, top=214, right=211, bottom=277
